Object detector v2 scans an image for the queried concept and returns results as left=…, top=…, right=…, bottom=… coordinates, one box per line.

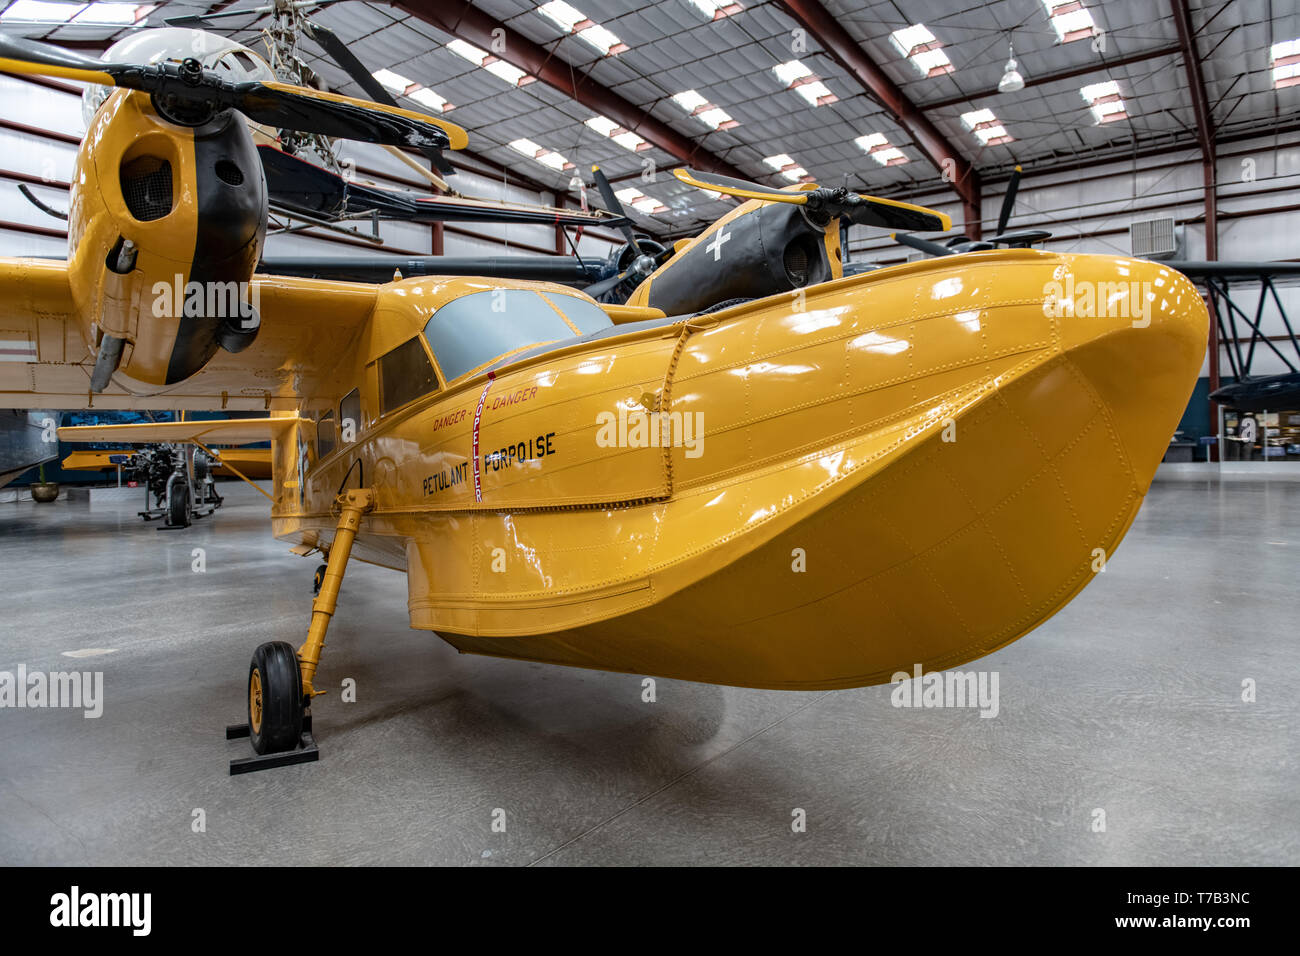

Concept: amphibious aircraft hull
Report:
left=276, top=249, right=1206, bottom=690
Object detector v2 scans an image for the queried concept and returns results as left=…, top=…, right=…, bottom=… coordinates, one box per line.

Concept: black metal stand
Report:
left=226, top=708, right=319, bottom=775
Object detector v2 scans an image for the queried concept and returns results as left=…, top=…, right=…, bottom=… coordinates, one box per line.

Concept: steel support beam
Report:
left=390, top=1, right=748, bottom=180
left=775, top=0, right=981, bottom=237
left=1171, top=0, right=1220, bottom=459
left=923, top=44, right=1182, bottom=111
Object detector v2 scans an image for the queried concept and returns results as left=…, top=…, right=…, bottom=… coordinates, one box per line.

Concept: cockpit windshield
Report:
left=422, top=290, right=613, bottom=382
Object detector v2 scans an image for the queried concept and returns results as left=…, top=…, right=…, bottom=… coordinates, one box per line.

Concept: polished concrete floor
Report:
left=0, top=475, right=1295, bottom=866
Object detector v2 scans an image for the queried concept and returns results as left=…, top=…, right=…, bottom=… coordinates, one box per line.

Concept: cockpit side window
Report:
left=317, top=411, right=336, bottom=458
left=378, top=335, right=439, bottom=415
left=422, top=289, right=613, bottom=382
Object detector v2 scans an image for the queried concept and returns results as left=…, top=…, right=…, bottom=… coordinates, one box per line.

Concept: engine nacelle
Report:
left=626, top=197, right=841, bottom=316
left=67, top=88, right=268, bottom=388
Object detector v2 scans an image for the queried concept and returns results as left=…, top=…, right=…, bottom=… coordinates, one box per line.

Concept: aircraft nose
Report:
left=1051, top=255, right=1209, bottom=482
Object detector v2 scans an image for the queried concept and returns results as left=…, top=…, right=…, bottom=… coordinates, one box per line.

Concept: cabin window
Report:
left=317, top=412, right=335, bottom=458
left=379, top=336, right=439, bottom=415
left=422, top=289, right=613, bottom=382
left=339, top=388, right=361, bottom=444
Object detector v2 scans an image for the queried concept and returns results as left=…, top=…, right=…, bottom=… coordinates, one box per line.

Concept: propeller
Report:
left=895, top=165, right=1053, bottom=257
left=0, top=32, right=468, bottom=152
left=582, top=166, right=676, bottom=299
left=672, top=167, right=951, bottom=233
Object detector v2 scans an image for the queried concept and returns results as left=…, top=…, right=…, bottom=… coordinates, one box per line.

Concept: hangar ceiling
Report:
left=2, top=0, right=1297, bottom=238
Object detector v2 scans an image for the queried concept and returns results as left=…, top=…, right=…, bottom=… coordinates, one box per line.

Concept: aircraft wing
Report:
left=0, top=258, right=377, bottom=411
left=58, top=415, right=300, bottom=445
left=1165, top=261, right=1300, bottom=282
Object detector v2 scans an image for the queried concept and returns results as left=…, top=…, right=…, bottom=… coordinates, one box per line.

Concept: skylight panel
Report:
left=1080, top=79, right=1127, bottom=122
left=1041, top=0, right=1097, bottom=43
left=537, top=1, right=627, bottom=56
left=74, top=2, right=152, bottom=24
left=670, top=90, right=739, bottom=130
left=615, top=187, right=667, bottom=215
left=688, top=0, right=743, bottom=19
left=584, top=115, right=649, bottom=151
left=0, top=1, right=78, bottom=22
left=889, top=24, right=953, bottom=78
left=374, top=69, right=452, bottom=112
left=771, top=59, right=837, bottom=106
left=0, top=2, right=155, bottom=24
left=408, top=88, right=451, bottom=112
left=762, top=154, right=810, bottom=182
left=444, top=38, right=533, bottom=87
left=854, top=132, right=908, bottom=166
left=1272, top=39, right=1300, bottom=89
left=960, top=108, right=1013, bottom=146
left=509, top=138, right=573, bottom=172
left=373, top=69, right=416, bottom=95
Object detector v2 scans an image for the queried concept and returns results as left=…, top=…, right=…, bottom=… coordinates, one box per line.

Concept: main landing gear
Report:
left=227, top=488, right=374, bottom=775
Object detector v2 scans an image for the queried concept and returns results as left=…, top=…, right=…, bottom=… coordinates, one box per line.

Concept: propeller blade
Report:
left=243, top=81, right=467, bottom=150
left=844, top=195, right=951, bottom=233
left=989, top=228, right=1051, bottom=248
left=673, top=167, right=807, bottom=205
left=583, top=270, right=630, bottom=298
left=300, top=19, right=456, bottom=173
left=591, top=165, right=641, bottom=255
left=674, top=167, right=950, bottom=232
left=0, top=33, right=468, bottom=151
left=0, top=32, right=118, bottom=85
left=893, top=233, right=957, bottom=257
left=996, top=164, right=1021, bottom=236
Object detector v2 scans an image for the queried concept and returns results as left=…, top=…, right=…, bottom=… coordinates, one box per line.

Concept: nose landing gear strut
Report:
left=227, top=488, right=375, bottom=774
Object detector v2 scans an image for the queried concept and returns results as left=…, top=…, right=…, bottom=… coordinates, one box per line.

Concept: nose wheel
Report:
left=226, top=488, right=374, bottom=774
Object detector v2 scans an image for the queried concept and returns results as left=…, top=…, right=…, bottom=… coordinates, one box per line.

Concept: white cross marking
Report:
left=706, top=227, right=731, bottom=262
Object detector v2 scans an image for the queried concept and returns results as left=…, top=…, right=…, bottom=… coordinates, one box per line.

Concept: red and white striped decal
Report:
left=0, top=338, right=37, bottom=362
left=471, top=371, right=495, bottom=503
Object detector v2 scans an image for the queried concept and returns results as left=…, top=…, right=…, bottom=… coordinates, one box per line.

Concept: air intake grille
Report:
left=119, top=156, right=173, bottom=221
left=1130, top=217, right=1177, bottom=258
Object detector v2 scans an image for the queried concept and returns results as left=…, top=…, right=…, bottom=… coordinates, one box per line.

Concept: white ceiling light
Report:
left=960, top=108, right=1013, bottom=146
left=1271, top=39, right=1300, bottom=89
left=998, top=42, right=1025, bottom=93
left=762, top=153, right=810, bottom=182
left=374, top=68, right=451, bottom=112
left=688, top=0, right=742, bottom=19
left=615, top=187, right=667, bottom=215
left=1041, top=0, right=1098, bottom=43
left=670, top=89, right=738, bottom=130
left=0, top=1, right=154, bottom=24
left=444, top=38, right=533, bottom=87
left=1080, top=79, right=1127, bottom=122
left=509, top=138, right=572, bottom=172
left=854, top=132, right=907, bottom=166
left=889, top=24, right=954, bottom=78
left=772, top=59, right=837, bottom=106
left=537, top=1, right=627, bottom=56
left=584, top=115, right=648, bottom=152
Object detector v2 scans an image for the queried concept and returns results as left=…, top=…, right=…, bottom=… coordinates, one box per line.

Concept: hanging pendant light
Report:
left=999, top=40, right=1025, bottom=93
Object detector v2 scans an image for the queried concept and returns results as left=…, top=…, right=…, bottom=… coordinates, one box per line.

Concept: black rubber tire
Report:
left=313, top=564, right=327, bottom=595
left=247, top=641, right=304, bottom=755
left=167, top=483, right=189, bottom=527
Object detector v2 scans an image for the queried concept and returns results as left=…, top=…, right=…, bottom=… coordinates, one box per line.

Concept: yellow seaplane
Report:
left=0, top=31, right=1207, bottom=770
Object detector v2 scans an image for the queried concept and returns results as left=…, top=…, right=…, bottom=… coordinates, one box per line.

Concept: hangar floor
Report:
left=1, top=476, right=1295, bottom=866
